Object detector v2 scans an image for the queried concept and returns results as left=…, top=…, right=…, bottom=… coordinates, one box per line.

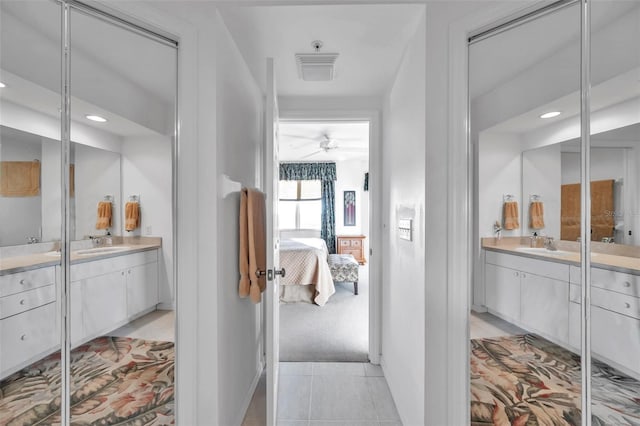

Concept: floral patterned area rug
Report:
left=471, top=334, right=640, bottom=425
left=0, top=336, right=174, bottom=426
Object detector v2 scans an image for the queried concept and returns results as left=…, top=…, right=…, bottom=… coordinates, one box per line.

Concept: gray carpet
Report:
left=279, top=267, right=369, bottom=362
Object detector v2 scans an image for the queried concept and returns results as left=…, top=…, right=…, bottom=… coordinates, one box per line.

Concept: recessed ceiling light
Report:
left=85, top=114, right=107, bottom=123
left=0, top=82, right=6, bottom=88
left=540, top=111, right=561, bottom=119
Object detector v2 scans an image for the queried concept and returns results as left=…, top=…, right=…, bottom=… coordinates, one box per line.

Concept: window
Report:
left=279, top=180, right=322, bottom=230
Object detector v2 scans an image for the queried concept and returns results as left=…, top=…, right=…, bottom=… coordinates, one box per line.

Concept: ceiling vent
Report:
left=295, top=40, right=339, bottom=82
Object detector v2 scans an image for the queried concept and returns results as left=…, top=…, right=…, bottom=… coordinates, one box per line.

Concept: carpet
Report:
left=279, top=272, right=368, bottom=362
left=0, top=336, right=174, bottom=425
left=470, top=334, right=640, bottom=425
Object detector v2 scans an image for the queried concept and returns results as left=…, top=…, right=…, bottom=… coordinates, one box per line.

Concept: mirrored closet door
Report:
left=0, top=1, right=178, bottom=424
left=470, top=0, right=639, bottom=423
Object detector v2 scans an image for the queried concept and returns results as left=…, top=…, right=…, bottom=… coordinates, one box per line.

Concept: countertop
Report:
left=483, top=238, right=640, bottom=275
left=0, top=242, right=161, bottom=276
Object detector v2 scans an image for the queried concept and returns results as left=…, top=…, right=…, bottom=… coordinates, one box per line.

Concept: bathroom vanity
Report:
left=482, top=240, right=640, bottom=379
left=0, top=242, right=160, bottom=379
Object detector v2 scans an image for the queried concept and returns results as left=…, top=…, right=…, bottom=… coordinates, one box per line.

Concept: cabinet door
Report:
left=592, top=305, right=640, bottom=375
left=520, top=273, right=569, bottom=343
left=485, top=264, right=521, bottom=321
left=568, top=301, right=581, bottom=350
left=126, top=262, right=158, bottom=318
left=82, top=271, right=126, bottom=339
left=70, top=280, right=83, bottom=346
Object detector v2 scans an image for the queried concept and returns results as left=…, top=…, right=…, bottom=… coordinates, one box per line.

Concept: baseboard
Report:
left=156, top=302, right=175, bottom=310
left=379, top=356, right=407, bottom=425
left=235, top=362, right=264, bottom=426
left=471, top=304, right=487, bottom=313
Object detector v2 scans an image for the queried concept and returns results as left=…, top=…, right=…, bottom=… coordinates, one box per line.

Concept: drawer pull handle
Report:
left=514, top=272, right=519, bottom=277
left=623, top=281, right=631, bottom=288
left=20, top=334, right=27, bottom=341
left=19, top=279, right=26, bottom=285
left=625, top=302, right=631, bottom=309
left=19, top=299, right=25, bottom=305
left=121, top=271, right=125, bottom=276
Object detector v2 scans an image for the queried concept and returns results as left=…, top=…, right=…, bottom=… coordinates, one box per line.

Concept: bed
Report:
left=279, top=238, right=336, bottom=306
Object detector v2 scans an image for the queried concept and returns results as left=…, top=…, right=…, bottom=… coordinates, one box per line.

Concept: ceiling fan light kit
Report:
left=295, top=40, right=339, bottom=81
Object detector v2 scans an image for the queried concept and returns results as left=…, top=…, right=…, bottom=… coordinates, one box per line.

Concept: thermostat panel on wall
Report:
left=398, top=219, right=412, bottom=241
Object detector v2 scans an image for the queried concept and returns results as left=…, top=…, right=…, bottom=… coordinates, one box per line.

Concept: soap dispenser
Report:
left=530, top=232, right=539, bottom=247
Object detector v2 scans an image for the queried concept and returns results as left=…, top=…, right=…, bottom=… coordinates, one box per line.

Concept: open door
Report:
left=265, top=57, right=281, bottom=426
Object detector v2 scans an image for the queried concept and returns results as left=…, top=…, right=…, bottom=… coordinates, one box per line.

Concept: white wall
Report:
left=0, top=134, right=42, bottom=245
left=41, top=138, right=62, bottom=242
left=121, top=135, right=173, bottom=307
left=522, top=144, right=562, bottom=239
left=478, top=132, right=523, bottom=237
left=335, top=159, right=369, bottom=261
left=215, top=10, right=264, bottom=426
left=381, top=10, right=425, bottom=426
left=74, top=144, right=121, bottom=239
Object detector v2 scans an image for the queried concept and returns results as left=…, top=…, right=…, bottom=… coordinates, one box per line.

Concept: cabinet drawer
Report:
left=569, top=285, right=640, bottom=319
left=0, top=267, right=55, bottom=297
left=571, top=266, right=640, bottom=297
left=0, top=284, right=56, bottom=320
left=351, top=239, right=362, bottom=247
left=0, top=302, right=58, bottom=377
left=342, top=249, right=361, bottom=259
left=71, top=250, right=158, bottom=281
left=592, top=305, right=640, bottom=375
left=485, top=251, right=569, bottom=282
left=339, top=239, right=351, bottom=247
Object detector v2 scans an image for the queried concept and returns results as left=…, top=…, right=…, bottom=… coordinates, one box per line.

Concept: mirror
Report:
left=523, top=123, right=639, bottom=244
left=0, top=125, right=122, bottom=246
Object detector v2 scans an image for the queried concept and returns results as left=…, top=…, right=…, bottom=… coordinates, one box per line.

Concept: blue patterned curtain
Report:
left=279, top=162, right=337, bottom=253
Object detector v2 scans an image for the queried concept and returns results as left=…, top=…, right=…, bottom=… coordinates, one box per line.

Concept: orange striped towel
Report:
left=96, top=201, right=112, bottom=229
left=529, top=201, right=544, bottom=229
left=503, top=201, right=520, bottom=230
left=125, top=202, right=140, bottom=231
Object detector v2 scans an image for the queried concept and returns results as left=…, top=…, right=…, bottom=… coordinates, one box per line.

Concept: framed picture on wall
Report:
left=344, top=190, right=356, bottom=226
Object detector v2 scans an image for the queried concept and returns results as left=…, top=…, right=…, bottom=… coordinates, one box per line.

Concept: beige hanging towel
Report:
left=125, top=201, right=140, bottom=231
left=503, top=201, right=520, bottom=230
left=0, top=161, right=40, bottom=197
left=239, top=187, right=267, bottom=303
left=96, top=201, right=112, bottom=229
left=529, top=201, right=545, bottom=229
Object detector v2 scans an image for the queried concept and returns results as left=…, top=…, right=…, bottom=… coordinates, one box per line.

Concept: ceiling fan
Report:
left=280, top=132, right=366, bottom=159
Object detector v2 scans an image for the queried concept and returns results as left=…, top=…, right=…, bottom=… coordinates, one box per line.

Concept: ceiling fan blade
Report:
left=300, top=150, right=324, bottom=159
left=280, top=133, right=317, bottom=140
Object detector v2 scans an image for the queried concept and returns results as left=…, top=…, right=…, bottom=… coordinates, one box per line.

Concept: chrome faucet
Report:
left=544, top=236, right=557, bottom=251
left=26, top=236, right=39, bottom=244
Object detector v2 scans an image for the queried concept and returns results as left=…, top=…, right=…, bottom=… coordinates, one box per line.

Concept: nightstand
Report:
left=336, top=235, right=366, bottom=264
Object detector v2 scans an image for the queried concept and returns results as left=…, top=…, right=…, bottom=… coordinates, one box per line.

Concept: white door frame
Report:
left=280, top=107, right=382, bottom=364
left=446, top=2, right=544, bottom=424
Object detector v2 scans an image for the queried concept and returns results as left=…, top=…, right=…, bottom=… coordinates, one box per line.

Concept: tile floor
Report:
left=110, top=309, right=175, bottom=342
left=470, top=310, right=525, bottom=339
left=243, top=362, right=402, bottom=426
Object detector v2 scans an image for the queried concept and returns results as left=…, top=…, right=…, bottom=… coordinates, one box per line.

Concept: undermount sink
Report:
left=514, top=247, right=573, bottom=256
left=75, top=246, right=130, bottom=255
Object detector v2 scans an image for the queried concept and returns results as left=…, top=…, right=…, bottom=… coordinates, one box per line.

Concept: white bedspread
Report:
left=279, top=238, right=335, bottom=306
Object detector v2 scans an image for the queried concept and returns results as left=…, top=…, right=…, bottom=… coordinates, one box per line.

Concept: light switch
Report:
left=398, top=219, right=412, bottom=241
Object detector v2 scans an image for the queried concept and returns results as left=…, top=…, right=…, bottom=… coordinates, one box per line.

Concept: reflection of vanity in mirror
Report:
left=470, top=1, right=640, bottom=408
left=0, top=2, right=176, bottom=411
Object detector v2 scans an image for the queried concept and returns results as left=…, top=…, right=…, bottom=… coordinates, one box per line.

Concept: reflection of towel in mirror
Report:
left=96, top=201, right=112, bottom=229
left=125, top=202, right=140, bottom=231
left=503, top=201, right=520, bottom=230
left=239, top=188, right=267, bottom=304
left=529, top=201, right=545, bottom=229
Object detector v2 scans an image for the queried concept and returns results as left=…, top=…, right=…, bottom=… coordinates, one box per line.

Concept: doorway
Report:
left=277, top=119, right=372, bottom=362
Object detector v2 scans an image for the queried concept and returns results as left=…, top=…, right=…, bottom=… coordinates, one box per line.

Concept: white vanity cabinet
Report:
left=569, top=265, right=640, bottom=377
left=485, top=251, right=570, bottom=346
left=70, top=249, right=158, bottom=346
left=0, top=266, right=58, bottom=379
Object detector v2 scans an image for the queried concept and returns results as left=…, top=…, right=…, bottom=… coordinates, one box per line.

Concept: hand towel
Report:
left=96, top=201, right=112, bottom=230
left=239, top=188, right=267, bottom=303
left=529, top=201, right=545, bottom=229
left=125, top=201, right=140, bottom=231
left=503, top=201, right=520, bottom=230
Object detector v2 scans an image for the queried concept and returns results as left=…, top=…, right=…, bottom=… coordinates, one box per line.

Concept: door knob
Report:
left=274, top=268, right=286, bottom=278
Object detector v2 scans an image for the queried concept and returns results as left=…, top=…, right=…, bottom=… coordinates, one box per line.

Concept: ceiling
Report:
left=279, top=121, right=369, bottom=162
left=218, top=4, right=425, bottom=97
left=0, top=0, right=176, bottom=139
